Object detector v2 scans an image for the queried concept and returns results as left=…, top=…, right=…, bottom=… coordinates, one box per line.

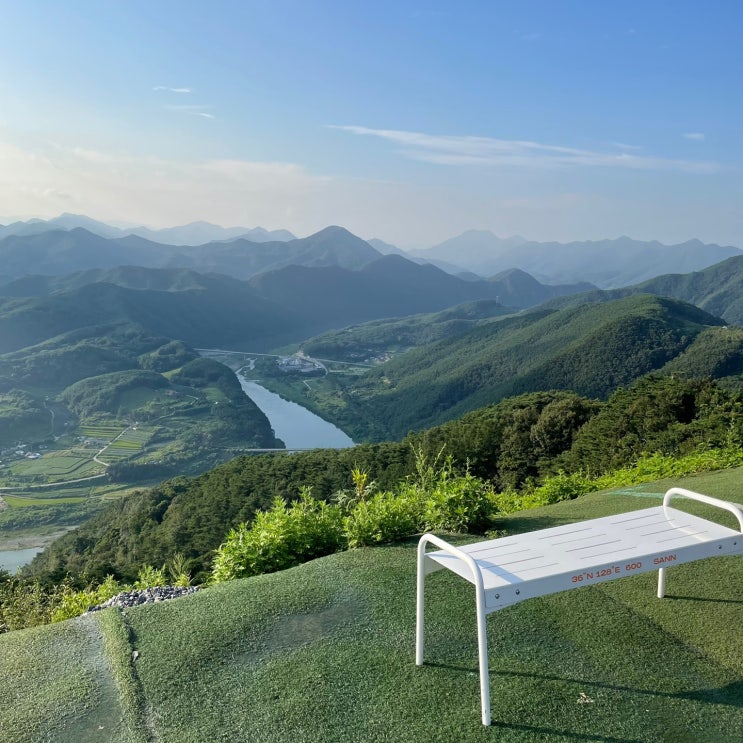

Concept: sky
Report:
left=1, top=0, right=742, bottom=248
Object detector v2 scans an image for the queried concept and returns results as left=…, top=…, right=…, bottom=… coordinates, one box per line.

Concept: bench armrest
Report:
left=663, top=487, right=743, bottom=532
left=417, top=534, right=485, bottom=592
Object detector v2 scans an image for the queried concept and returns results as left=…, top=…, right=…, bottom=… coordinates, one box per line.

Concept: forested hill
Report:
left=330, top=294, right=728, bottom=440
left=541, top=254, right=743, bottom=326
left=0, top=279, right=301, bottom=353
left=27, top=375, right=741, bottom=584
left=0, top=258, right=594, bottom=354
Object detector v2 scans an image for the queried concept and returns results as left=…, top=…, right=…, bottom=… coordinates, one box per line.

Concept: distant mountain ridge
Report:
left=414, top=230, right=742, bottom=288
left=3, top=215, right=738, bottom=291
left=0, top=257, right=592, bottom=355
left=0, top=225, right=380, bottom=282
left=0, top=213, right=295, bottom=245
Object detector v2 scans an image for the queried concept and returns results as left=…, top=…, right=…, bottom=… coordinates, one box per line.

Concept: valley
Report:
left=2, top=220, right=743, bottom=570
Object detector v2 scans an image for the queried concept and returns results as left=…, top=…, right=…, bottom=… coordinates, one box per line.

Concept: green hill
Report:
left=2, top=473, right=742, bottom=742
left=543, top=253, right=743, bottom=327
left=0, top=279, right=301, bottom=354
left=335, top=294, right=726, bottom=440
left=661, top=325, right=743, bottom=383
left=637, top=254, right=743, bottom=324
left=299, top=299, right=510, bottom=362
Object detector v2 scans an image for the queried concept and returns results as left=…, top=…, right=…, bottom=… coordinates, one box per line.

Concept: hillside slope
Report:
left=3, top=481, right=742, bottom=743
left=343, top=294, right=726, bottom=439
left=542, top=253, right=743, bottom=328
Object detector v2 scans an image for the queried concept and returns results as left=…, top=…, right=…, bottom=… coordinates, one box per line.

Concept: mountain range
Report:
left=412, top=230, right=742, bottom=288
left=0, top=213, right=295, bottom=245
left=317, top=294, right=734, bottom=440
left=0, top=225, right=380, bottom=282
left=538, top=254, right=743, bottom=326
left=2, top=213, right=743, bottom=450
left=2, top=216, right=739, bottom=292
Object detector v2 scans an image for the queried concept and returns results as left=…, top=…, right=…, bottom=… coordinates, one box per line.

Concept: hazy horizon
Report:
left=2, top=212, right=742, bottom=252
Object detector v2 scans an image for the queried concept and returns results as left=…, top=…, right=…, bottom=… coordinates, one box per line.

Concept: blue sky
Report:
left=1, top=1, right=741, bottom=247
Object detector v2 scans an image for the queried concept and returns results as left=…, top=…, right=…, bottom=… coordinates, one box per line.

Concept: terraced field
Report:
left=96, top=426, right=154, bottom=465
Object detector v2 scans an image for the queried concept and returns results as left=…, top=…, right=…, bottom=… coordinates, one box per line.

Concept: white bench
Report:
left=416, top=487, right=743, bottom=726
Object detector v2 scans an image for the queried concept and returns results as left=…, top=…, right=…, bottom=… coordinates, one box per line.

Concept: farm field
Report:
left=8, top=452, right=104, bottom=481
left=96, top=426, right=154, bottom=465
left=3, top=495, right=87, bottom=507
left=0, top=362, right=283, bottom=546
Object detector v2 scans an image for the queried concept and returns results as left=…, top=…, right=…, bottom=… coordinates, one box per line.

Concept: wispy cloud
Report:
left=330, top=125, right=721, bottom=173
left=164, top=104, right=216, bottom=119
left=521, top=32, right=542, bottom=42
left=611, top=141, right=643, bottom=151
left=683, top=132, right=705, bottom=141
left=153, top=86, right=192, bottom=93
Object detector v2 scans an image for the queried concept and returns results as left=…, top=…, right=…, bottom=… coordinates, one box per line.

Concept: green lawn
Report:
left=1, top=475, right=742, bottom=742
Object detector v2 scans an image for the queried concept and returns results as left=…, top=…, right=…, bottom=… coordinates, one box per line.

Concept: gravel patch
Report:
left=88, top=586, right=200, bottom=612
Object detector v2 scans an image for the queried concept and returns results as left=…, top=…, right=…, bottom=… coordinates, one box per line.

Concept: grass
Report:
left=1, top=472, right=742, bottom=742
left=0, top=616, right=131, bottom=743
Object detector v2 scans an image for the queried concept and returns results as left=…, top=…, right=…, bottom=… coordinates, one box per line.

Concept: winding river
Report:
left=236, top=373, right=354, bottom=450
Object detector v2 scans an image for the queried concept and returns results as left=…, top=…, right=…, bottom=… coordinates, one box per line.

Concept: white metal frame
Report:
left=416, top=488, right=743, bottom=726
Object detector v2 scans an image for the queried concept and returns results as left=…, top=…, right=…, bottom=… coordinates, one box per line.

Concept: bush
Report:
left=211, top=489, right=345, bottom=582
left=422, top=470, right=493, bottom=532
left=521, top=471, right=593, bottom=509
left=0, top=577, right=58, bottom=632
left=51, top=575, right=123, bottom=623
left=2, top=556, right=197, bottom=631
left=344, top=488, right=423, bottom=548
left=134, top=565, right=167, bottom=589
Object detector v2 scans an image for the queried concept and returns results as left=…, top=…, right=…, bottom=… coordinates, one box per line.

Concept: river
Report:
left=236, top=373, right=354, bottom=450
left=0, top=546, right=43, bottom=574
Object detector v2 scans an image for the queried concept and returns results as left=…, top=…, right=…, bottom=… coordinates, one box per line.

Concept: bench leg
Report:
left=416, top=550, right=425, bottom=665
left=475, top=590, right=491, bottom=725
left=657, top=567, right=666, bottom=598
left=416, top=534, right=492, bottom=725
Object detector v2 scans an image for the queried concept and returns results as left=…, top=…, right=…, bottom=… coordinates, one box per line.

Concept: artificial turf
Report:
left=1, top=476, right=741, bottom=742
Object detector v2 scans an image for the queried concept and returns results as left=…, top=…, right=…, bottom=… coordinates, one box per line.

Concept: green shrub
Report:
left=211, top=489, right=345, bottom=582
left=0, top=577, right=58, bottom=632
left=343, top=488, right=423, bottom=548
left=168, top=553, right=192, bottom=587
left=521, top=471, right=593, bottom=509
left=51, top=575, right=123, bottom=623
left=134, top=565, right=167, bottom=589
left=422, top=470, right=493, bottom=532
